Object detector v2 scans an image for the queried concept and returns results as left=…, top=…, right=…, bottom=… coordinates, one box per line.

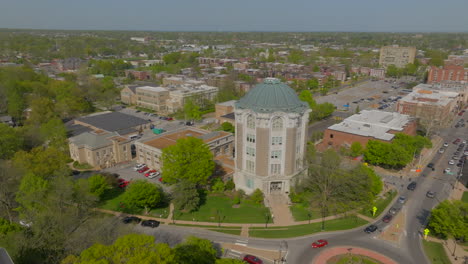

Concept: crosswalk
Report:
left=234, top=238, right=249, bottom=247
left=225, top=249, right=243, bottom=259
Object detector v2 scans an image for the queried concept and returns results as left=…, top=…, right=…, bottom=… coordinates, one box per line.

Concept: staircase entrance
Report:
left=266, top=193, right=294, bottom=226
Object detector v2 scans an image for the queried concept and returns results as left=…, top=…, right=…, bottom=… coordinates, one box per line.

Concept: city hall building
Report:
left=233, top=78, right=311, bottom=195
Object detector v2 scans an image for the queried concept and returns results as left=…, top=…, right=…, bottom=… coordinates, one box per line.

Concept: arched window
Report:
left=247, top=115, right=255, bottom=129
left=272, top=117, right=283, bottom=131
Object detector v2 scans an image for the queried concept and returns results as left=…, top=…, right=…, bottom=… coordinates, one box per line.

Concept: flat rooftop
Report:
left=136, top=86, right=168, bottom=93
left=217, top=100, right=237, bottom=107
left=328, top=110, right=413, bottom=141
left=400, top=88, right=459, bottom=106
left=75, top=111, right=150, bottom=135
left=142, top=128, right=230, bottom=150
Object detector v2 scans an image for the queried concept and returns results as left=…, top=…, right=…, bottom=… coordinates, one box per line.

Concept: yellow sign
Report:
left=424, top=228, right=430, bottom=239
left=372, top=206, right=377, bottom=216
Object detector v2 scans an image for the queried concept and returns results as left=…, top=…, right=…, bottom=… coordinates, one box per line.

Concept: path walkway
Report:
left=427, top=237, right=468, bottom=264
left=267, top=194, right=294, bottom=226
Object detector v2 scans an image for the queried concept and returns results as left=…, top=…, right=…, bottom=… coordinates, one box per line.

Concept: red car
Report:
left=145, top=170, right=157, bottom=177
left=166, top=117, right=173, bottom=121
left=117, top=178, right=125, bottom=183
left=137, top=166, right=149, bottom=173
left=382, top=214, right=393, bottom=223
left=311, top=239, right=328, bottom=248
left=118, top=180, right=130, bottom=188
left=243, top=255, right=263, bottom=264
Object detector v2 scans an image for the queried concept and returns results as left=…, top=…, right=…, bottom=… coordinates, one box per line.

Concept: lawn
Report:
left=461, top=192, right=468, bottom=203
left=289, top=204, right=322, bottom=221
left=249, top=215, right=368, bottom=238
left=422, top=240, right=451, bottom=264
left=361, top=190, right=397, bottom=218
left=174, top=195, right=272, bottom=224
left=171, top=223, right=242, bottom=229
left=208, top=229, right=242, bottom=236
left=327, top=254, right=382, bottom=264
left=99, top=188, right=170, bottom=218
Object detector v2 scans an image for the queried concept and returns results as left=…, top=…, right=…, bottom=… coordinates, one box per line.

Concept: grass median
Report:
left=249, top=215, right=368, bottom=238
left=422, top=240, right=451, bottom=264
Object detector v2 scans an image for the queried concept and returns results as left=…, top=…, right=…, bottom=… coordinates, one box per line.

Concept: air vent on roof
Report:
left=363, top=124, right=371, bottom=128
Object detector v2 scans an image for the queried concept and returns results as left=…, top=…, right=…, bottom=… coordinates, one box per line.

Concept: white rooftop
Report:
left=217, top=100, right=237, bottom=107
left=136, top=86, right=168, bottom=93
left=400, top=88, right=459, bottom=106
left=328, top=110, right=413, bottom=141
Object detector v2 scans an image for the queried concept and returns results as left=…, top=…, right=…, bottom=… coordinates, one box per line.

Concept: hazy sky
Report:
left=1, top=0, right=467, bottom=32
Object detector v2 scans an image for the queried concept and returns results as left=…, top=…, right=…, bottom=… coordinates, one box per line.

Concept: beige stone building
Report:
left=135, top=127, right=234, bottom=171
left=120, top=85, right=138, bottom=105
left=379, top=45, right=416, bottom=68
left=165, top=85, right=218, bottom=113
left=215, top=100, right=236, bottom=124
left=69, top=131, right=132, bottom=168
left=136, top=86, right=170, bottom=112
left=234, top=78, right=311, bottom=195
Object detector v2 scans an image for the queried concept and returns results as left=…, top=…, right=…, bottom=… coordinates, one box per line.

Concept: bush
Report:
left=225, top=179, right=235, bottom=190
left=249, top=189, right=264, bottom=204
left=211, top=179, right=225, bottom=193
left=233, top=190, right=245, bottom=205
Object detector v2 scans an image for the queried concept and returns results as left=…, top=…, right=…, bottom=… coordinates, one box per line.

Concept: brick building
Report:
left=125, top=70, right=152, bottom=80
left=320, top=110, right=417, bottom=150
left=427, top=65, right=467, bottom=84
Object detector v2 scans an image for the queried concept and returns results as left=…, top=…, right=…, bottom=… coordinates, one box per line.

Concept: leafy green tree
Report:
left=312, top=65, right=320, bottom=72
left=298, top=90, right=316, bottom=109
left=161, top=137, right=215, bottom=185
left=350, top=142, right=364, bottom=157
left=249, top=189, right=264, bottom=204
left=13, top=147, right=71, bottom=179
left=121, top=180, right=164, bottom=214
left=0, top=123, right=23, bottom=159
left=364, top=140, right=412, bottom=169
left=0, top=217, right=21, bottom=235
left=86, top=174, right=110, bottom=199
left=184, top=98, right=202, bottom=121
left=211, top=179, right=225, bottom=193
left=288, top=49, right=304, bottom=64
left=174, top=236, right=217, bottom=264
left=0, top=161, right=21, bottom=223
left=172, top=181, right=200, bottom=212
left=220, top=122, right=235, bottom=133
left=428, top=200, right=468, bottom=239
left=38, top=118, right=68, bottom=150
left=310, top=102, right=335, bottom=121
left=216, top=259, right=246, bottom=264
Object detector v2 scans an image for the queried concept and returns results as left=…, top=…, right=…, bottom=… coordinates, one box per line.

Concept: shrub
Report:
left=225, top=179, right=235, bottom=190
left=249, top=189, right=264, bottom=204
left=211, top=179, right=225, bottom=193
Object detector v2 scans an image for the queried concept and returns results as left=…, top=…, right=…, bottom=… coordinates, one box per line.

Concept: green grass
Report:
left=289, top=204, right=322, bottom=221
left=135, top=106, right=155, bottom=113
left=361, top=190, right=397, bottom=218
left=249, top=215, right=368, bottom=238
left=170, top=223, right=242, bottom=229
left=99, top=188, right=170, bottom=218
left=422, top=240, right=451, bottom=264
left=208, top=229, right=242, bottom=236
left=174, top=195, right=272, bottom=224
left=72, top=161, right=94, bottom=170
left=329, top=254, right=382, bottom=264
left=461, top=192, right=468, bottom=203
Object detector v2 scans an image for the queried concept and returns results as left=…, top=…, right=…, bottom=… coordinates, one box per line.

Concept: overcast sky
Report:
left=1, top=0, right=467, bottom=32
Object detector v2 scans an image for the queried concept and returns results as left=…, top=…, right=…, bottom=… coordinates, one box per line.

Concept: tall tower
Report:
left=233, top=78, right=311, bottom=195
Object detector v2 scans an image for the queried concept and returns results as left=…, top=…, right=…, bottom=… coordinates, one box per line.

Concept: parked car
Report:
left=119, top=181, right=130, bottom=188
left=148, top=172, right=160, bottom=179
left=438, top=148, right=445, bottom=154
left=364, top=225, right=378, bottom=233
left=311, top=239, right=328, bottom=248
left=443, top=142, right=449, bottom=147
left=243, top=255, right=263, bottom=264
left=426, top=191, right=436, bottom=199
left=448, top=160, right=455, bottom=165
left=138, top=166, right=149, bottom=173
left=382, top=214, right=393, bottom=223
left=398, top=196, right=406, bottom=204
left=145, top=170, right=157, bottom=177
left=133, top=163, right=146, bottom=171
left=427, top=163, right=435, bottom=168
left=388, top=207, right=398, bottom=215
left=407, top=181, right=417, bottom=191
left=444, top=168, right=451, bottom=174
left=122, top=216, right=141, bottom=224
left=166, top=117, right=173, bottom=121
left=141, top=220, right=160, bottom=228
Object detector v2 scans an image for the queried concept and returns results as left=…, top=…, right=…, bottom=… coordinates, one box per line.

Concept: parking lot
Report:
left=315, top=79, right=409, bottom=113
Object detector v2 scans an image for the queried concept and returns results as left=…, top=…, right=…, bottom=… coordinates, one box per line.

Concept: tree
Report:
left=428, top=200, right=468, bottom=240
left=174, top=236, right=217, bottom=264
left=350, top=142, right=364, bottom=158
left=184, top=98, right=202, bottom=121
left=0, top=123, right=23, bottom=159
left=121, top=180, right=164, bottom=214
left=86, top=174, right=110, bottom=199
left=172, top=181, right=201, bottom=212
left=0, top=161, right=21, bottom=223
left=220, top=122, right=235, bottom=133
left=161, top=137, right=215, bottom=185
left=249, top=189, right=264, bottom=204
left=211, top=179, right=225, bottom=193
left=298, top=90, right=316, bottom=109
left=364, top=140, right=412, bottom=169
left=12, top=147, right=71, bottom=180
left=216, top=259, right=246, bottom=264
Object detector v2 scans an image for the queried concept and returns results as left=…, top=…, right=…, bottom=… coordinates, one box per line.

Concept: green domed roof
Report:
left=235, top=78, right=309, bottom=113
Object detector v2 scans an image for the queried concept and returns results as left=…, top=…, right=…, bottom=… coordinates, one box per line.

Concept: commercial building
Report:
left=379, top=45, right=416, bottom=68
left=427, top=65, right=467, bottom=84
left=135, top=127, right=234, bottom=171
left=396, top=88, right=459, bottom=127
left=135, top=86, right=170, bottom=112
left=69, top=131, right=132, bottom=169
left=320, top=110, right=417, bottom=149
left=234, top=78, right=311, bottom=195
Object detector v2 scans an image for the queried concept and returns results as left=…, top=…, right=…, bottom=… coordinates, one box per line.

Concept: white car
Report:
left=438, top=148, right=445, bottom=154
left=133, top=163, right=146, bottom=171
left=148, top=172, right=160, bottom=179
left=463, top=140, right=467, bottom=144
left=443, top=142, right=449, bottom=147
left=464, top=151, right=468, bottom=156
left=448, top=160, right=455, bottom=165
left=444, top=168, right=451, bottom=174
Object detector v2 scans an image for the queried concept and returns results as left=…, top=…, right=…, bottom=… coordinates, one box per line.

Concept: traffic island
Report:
left=312, top=246, right=398, bottom=264
left=378, top=207, right=406, bottom=245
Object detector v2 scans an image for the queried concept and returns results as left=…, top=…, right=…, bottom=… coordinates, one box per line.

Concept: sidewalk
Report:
left=222, top=243, right=280, bottom=263
left=426, top=237, right=467, bottom=264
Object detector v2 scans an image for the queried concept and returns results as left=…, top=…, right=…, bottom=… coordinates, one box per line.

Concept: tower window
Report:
left=272, top=117, right=283, bottom=131
left=247, top=115, right=255, bottom=129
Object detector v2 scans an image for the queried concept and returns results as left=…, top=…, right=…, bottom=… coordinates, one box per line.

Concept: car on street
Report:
left=438, top=148, right=445, bottom=154
left=243, top=255, right=263, bottom=264
left=444, top=168, right=451, bottom=174
left=448, top=160, right=455, bottom=165
left=145, top=170, right=157, bottom=177
left=407, top=181, right=417, bottom=190
left=427, top=163, right=435, bottom=169
left=141, top=220, right=160, bottom=228
left=312, top=239, right=328, bottom=248
left=443, top=142, right=449, bottom=147
left=453, top=156, right=459, bottom=160
left=122, top=216, right=141, bottom=224
left=426, top=191, right=436, bottom=199
left=398, top=196, right=406, bottom=204
left=364, top=225, right=378, bottom=233
left=137, top=166, right=149, bottom=173
left=382, top=214, right=393, bottom=223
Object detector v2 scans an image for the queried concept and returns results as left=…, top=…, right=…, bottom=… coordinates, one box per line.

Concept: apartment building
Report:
left=165, top=84, right=218, bottom=113
left=428, top=65, right=467, bottom=84
left=135, top=86, right=170, bottom=112
left=379, top=45, right=416, bottom=68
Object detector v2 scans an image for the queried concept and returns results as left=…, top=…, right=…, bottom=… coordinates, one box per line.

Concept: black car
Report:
left=407, top=181, right=417, bottom=191
left=141, top=220, right=160, bottom=228
left=364, top=224, right=378, bottom=233
left=427, top=163, right=434, bottom=169
left=122, top=216, right=141, bottom=224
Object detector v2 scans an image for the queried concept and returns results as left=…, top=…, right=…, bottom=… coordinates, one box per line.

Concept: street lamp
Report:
left=307, top=212, right=312, bottom=224
left=264, top=212, right=271, bottom=228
